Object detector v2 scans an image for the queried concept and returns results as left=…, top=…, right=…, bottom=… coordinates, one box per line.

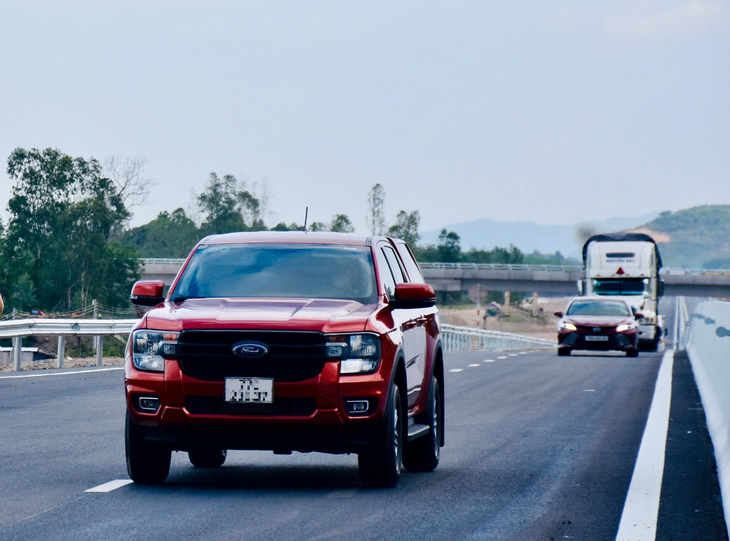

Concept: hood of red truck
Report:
left=142, top=298, right=377, bottom=333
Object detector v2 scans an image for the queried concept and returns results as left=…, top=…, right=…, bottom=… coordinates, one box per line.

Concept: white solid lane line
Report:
left=0, top=367, right=124, bottom=380
left=615, top=349, right=675, bottom=541
left=449, top=369, right=463, bottom=373
left=86, top=479, right=133, bottom=493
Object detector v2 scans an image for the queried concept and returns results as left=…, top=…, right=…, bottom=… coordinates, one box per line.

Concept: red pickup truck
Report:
left=125, top=232, right=444, bottom=487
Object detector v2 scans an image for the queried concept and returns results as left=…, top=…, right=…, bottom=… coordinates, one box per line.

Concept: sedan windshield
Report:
left=172, top=244, right=378, bottom=304
left=567, top=300, right=630, bottom=317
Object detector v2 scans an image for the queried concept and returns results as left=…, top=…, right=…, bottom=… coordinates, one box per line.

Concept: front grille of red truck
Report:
left=177, top=330, right=326, bottom=382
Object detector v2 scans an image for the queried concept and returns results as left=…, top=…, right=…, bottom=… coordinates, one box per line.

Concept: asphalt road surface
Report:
left=0, top=297, right=725, bottom=540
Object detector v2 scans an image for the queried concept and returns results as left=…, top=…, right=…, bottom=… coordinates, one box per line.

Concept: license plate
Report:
left=225, top=378, right=274, bottom=403
left=585, top=335, right=608, bottom=342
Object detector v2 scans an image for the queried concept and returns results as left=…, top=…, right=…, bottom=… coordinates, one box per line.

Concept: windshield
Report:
left=567, top=300, right=630, bottom=317
left=172, top=244, right=378, bottom=304
left=592, top=278, right=648, bottom=296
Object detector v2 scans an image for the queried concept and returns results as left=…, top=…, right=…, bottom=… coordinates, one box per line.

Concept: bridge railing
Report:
left=138, top=258, right=730, bottom=277
left=0, top=318, right=139, bottom=372
left=419, top=262, right=583, bottom=272
left=441, top=324, right=555, bottom=352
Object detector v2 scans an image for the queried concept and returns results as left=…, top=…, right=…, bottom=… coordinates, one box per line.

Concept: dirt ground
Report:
left=439, top=296, right=572, bottom=340
left=0, top=356, right=125, bottom=372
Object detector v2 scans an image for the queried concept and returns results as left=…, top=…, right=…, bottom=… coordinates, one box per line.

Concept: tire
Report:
left=189, top=448, right=227, bottom=469
left=404, top=376, right=442, bottom=473
left=125, top=412, right=171, bottom=485
left=627, top=348, right=639, bottom=358
left=358, top=382, right=403, bottom=488
left=558, top=348, right=571, bottom=357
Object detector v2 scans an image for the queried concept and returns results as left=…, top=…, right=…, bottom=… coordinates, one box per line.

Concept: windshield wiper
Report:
left=172, top=295, right=206, bottom=303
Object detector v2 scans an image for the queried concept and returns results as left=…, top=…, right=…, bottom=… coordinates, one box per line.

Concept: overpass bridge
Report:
left=139, top=259, right=730, bottom=298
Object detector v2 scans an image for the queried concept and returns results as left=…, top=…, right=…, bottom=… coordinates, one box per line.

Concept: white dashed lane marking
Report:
left=519, top=352, right=528, bottom=355
left=483, top=359, right=495, bottom=363
left=508, top=353, right=518, bottom=357
left=584, top=389, right=595, bottom=392
left=449, top=369, right=463, bottom=373
left=497, top=356, right=507, bottom=359
left=468, top=364, right=480, bottom=368
left=86, top=479, right=133, bottom=493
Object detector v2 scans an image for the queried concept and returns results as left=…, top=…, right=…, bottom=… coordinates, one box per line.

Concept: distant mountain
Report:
left=420, top=213, right=660, bottom=259
left=629, top=206, right=730, bottom=269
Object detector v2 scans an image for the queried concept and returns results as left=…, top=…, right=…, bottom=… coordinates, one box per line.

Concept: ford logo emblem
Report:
left=231, top=342, right=269, bottom=359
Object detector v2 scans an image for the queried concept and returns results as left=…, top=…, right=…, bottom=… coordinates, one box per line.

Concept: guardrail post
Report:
left=12, top=336, right=22, bottom=371
left=57, top=336, right=66, bottom=368
left=96, top=336, right=103, bottom=367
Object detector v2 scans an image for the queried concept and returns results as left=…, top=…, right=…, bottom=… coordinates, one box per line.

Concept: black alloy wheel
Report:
left=404, top=376, right=442, bottom=472
left=125, top=412, right=171, bottom=485
left=358, top=381, right=403, bottom=488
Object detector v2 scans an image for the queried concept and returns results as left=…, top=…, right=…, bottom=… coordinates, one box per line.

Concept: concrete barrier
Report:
left=685, top=301, right=730, bottom=534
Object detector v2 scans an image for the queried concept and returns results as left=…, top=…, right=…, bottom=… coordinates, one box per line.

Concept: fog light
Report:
left=344, top=398, right=373, bottom=416
left=138, top=396, right=160, bottom=413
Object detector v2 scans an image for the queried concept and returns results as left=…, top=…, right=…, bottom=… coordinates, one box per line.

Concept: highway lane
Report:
left=0, top=299, right=724, bottom=540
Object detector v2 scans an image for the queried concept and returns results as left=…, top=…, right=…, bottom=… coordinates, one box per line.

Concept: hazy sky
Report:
left=1, top=1, right=728, bottom=233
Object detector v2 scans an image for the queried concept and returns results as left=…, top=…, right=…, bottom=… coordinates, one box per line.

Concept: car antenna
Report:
left=302, top=207, right=309, bottom=233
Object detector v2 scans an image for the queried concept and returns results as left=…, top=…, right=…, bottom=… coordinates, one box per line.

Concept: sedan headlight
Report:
left=326, top=334, right=381, bottom=375
left=132, top=330, right=179, bottom=372
left=616, top=323, right=636, bottom=333
left=560, top=322, right=577, bottom=331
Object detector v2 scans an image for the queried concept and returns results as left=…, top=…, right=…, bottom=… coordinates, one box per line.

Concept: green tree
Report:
left=436, top=229, right=461, bottom=262
left=197, top=173, right=265, bottom=235
left=125, top=208, right=200, bottom=258
left=387, top=210, right=420, bottom=245
left=4, top=148, right=139, bottom=311
left=366, top=184, right=387, bottom=235
left=330, top=214, right=355, bottom=233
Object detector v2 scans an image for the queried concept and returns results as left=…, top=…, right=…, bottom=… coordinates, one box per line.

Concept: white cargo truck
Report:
left=580, top=233, right=665, bottom=351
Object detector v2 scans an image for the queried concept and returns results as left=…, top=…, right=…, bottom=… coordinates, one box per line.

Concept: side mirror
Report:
left=635, top=312, right=644, bottom=319
left=130, top=280, right=166, bottom=306
left=392, top=283, right=437, bottom=308
left=553, top=311, right=563, bottom=317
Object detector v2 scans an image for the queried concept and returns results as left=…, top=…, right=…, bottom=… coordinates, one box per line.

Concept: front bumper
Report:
left=558, top=331, right=637, bottom=351
left=125, top=357, right=391, bottom=454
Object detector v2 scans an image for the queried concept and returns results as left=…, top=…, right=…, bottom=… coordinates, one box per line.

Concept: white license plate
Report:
left=585, top=336, right=609, bottom=342
left=225, top=378, right=274, bottom=403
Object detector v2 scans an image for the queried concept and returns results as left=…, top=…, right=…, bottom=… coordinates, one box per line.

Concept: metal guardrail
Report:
left=0, top=319, right=139, bottom=372
left=441, top=324, right=555, bottom=352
